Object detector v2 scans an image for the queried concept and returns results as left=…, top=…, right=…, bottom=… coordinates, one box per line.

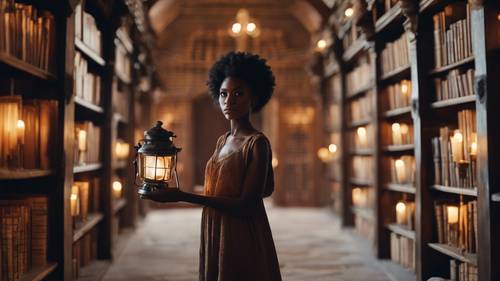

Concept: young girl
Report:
left=142, top=51, right=282, bottom=281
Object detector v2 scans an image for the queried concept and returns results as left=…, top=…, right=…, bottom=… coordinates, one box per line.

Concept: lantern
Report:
left=134, top=121, right=181, bottom=196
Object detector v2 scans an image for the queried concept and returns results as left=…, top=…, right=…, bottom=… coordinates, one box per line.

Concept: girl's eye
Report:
left=234, top=92, right=242, bottom=97
left=220, top=92, right=227, bottom=97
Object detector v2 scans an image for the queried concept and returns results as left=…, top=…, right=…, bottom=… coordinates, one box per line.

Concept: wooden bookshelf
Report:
left=0, top=169, right=55, bottom=180
left=351, top=206, right=375, bottom=221
left=383, top=144, right=414, bottom=152
left=75, top=38, right=106, bottom=67
left=73, top=163, right=103, bottom=174
left=19, top=262, right=58, bottom=281
left=430, top=95, right=476, bottom=109
left=428, top=243, right=477, bottom=266
left=383, top=107, right=412, bottom=118
left=430, top=185, right=477, bottom=197
left=113, top=198, right=127, bottom=214
left=428, top=56, right=474, bottom=76
left=73, top=213, right=104, bottom=243
left=384, top=184, right=416, bottom=194
left=374, top=2, right=403, bottom=33
left=0, top=52, right=57, bottom=81
left=75, top=97, right=105, bottom=114
left=386, top=223, right=415, bottom=240
left=379, top=65, right=411, bottom=83
left=379, top=260, right=416, bottom=281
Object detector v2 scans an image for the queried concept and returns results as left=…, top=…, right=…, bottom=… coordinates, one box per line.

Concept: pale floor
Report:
left=101, top=203, right=393, bottom=281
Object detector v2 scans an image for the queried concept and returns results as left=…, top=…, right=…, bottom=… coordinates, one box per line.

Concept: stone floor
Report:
left=101, top=204, right=392, bottom=281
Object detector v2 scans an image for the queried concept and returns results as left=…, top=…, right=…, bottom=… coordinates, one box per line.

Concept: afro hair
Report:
left=207, top=51, right=275, bottom=113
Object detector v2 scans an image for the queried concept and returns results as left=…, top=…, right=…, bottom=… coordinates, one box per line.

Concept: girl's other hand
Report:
left=139, top=188, right=185, bottom=203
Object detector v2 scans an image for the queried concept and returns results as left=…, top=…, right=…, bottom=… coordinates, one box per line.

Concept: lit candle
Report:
left=392, top=123, right=402, bottom=145
left=112, top=181, right=123, bottom=199
left=396, top=201, right=407, bottom=224
left=317, top=147, right=330, bottom=162
left=329, top=143, right=337, bottom=154
left=447, top=205, right=459, bottom=224
left=70, top=185, right=80, bottom=217
left=357, top=127, right=367, bottom=147
left=17, top=119, right=25, bottom=145
left=400, top=80, right=411, bottom=103
left=400, top=124, right=409, bottom=144
left=78, top=130, right=87, bottom=152
left=470, top=133, right=477, bottom=157
left=144, top=156, right=172, bottom=181
left=352, top=187, right=362, bottom=207
left=450, top=130, right=464, bottom=163
left=395, top=159, right=407, bottom=183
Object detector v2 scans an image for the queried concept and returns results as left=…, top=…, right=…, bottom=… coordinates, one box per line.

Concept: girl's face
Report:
left=219, top=77, right=254, bottom=120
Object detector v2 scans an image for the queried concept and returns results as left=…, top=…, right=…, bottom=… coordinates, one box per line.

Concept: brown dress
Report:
left=199, top=132, right=282, bottom=281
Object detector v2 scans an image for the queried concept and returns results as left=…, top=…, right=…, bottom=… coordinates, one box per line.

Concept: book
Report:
left=380, top=33, right=409, bottom=76
left=390, top=232, right=415, bottom=271
left=434, top=200, right=477, bottom=253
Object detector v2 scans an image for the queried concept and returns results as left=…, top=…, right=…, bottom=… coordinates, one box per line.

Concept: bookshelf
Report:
left=319, top=0, right=500, bottom=280
left=0, top=0, right=153, bottom=280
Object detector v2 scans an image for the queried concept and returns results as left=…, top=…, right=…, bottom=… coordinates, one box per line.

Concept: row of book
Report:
left=350, top=125, right=373, bottom=150
left=74, top=4, right=102, bottom=55
left=342, top=24, right=360, bottom=51
left=74, top=121, right=101, bottom=166
left=394, top=201, right=415, bottom=229
left=74, top=52, right=101, bottom=106
left=115, top=41, right=131, bottom=82
left=382, top=80, right=412, bottom=111
left=351, top=156, right=373, bottom=182
left=71, top=178, right=101, bottom=223
left=388, top=156, right=416, bottom=185
left=346, top=61, right=372, bottom=96
left=434, top=69, right=474, bottom=102
left=72, top=229, right=98, bottom=280
left=390, top=232, right=415, bottom=271
left=327, top=75, right=342, bottom=103
left=348, top=93, right=373, bottom=123
left=326, top=104, right=341, bottom=131
left=0, top=96, right=57, bottom=171
left=381, top=122, right=413, bottom=146
left=432, top=3, right=472, bottom=69
left=354, top=211, right=374, bottom=242
left=434, top=200, right=477, bottom=253
left=449, top=260, right=478, bottom=281
left=380, top=33, right=409, bottom=75
left=351, top=187, right=375, bottom=209
left=112, top=78, right=129, bottom=120
left=0, top=196, right=48, bottom=281
left=431, top=110, right=477, bottom=188
left=0, top=1, right=55, bottom=72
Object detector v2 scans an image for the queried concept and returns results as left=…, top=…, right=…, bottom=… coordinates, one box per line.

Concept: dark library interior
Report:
left=0, top=0, right=499, bottom=280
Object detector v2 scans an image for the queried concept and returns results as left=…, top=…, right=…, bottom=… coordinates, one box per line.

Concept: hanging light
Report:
left=134, top=121, right=182, bottom=196
left=345, top=7, right=354, bottom=18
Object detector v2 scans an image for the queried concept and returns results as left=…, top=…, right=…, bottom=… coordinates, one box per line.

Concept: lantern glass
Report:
left=139, top=154, right=175, bottom=181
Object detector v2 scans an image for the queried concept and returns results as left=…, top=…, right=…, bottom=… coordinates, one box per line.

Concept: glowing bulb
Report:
left=70, top=193, right=78, bottom=200
left=447, top=206, right=459, bottom=224
left=401, top=81, right=409, bottom=94
left=400, top=124, right=409, bottom=135
left=328, top=143, right=337, bottom=153
left=317, top=147, right=330, bottom=162
left=272, top=157, right=278, bottom=168
left=453, top=131, right=463, bottom=143
left=357, top=127, right=367, bottom=138
left=232, top=22, right=242, bottom=34
left=395, top=159, right=405, bottom=168
left=345, top=7, right=354, bottom=18
left=497, top=14, right=500, bottom=21
left=246, top=22, right=256, bottom=33
left=391, top=123, right=401, bottom=132
left=317, top=39, right=327, bottom=49
left=17, top=119, right=25, bottom=129
left=113, top=181, right=122, bottom=192
left=396, top=201, right=406, bottom=213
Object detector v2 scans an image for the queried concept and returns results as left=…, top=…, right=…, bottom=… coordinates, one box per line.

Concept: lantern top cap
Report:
left=144, top=121, right=176, bottom=141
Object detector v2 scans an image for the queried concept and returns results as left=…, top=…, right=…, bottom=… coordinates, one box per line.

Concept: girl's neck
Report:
left=230, top=115, right=255, bottom=137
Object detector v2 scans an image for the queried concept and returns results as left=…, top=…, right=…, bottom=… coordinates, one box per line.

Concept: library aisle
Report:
left=101, top=204, right=391, bottom=281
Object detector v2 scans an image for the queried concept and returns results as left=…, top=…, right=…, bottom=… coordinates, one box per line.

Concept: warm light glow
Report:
left=112, top=181, right=123, bottom=198
left=115, top=141, right=130, bottom=160
left=451, top=130, right=464, bottom=163
left=470, top=133, right=477, bottom=157
left=453, top=131, right=463, bottom=143
left=395, top=159, right=405, bottom=168
left=246, top=22, right=256, bottom=33
left=396, top=201, right=407, bottom=224
left=497, top=14, right=500, bottom=21
left=391, top=123, right=401, bottom=132
left=328, top=143, right=337, bottom=153
left=317, top=147, right=331, bottom=162
left=16, top=119, right=25, bottom=129
left=272, top=157, right=279, bottom=169
left=396, top=201, right=406, bottom=213
left=352, top=187, right=364, bottom=207
left=17, top=119, right=25, bottom=144
left=317, top=39, right=327, bottom=49
left=447, top=206, right=459, bottom=224
left=401, top=80, right=410, bottom=95
left=232, top=22, right=242, bottom=34
left=395, top=159, right=407, bottom=183
left=357, top=127, right=367, bottom=138
left=78, top=130, right=87, bottom=152
left=344, top=7, right=354, bottom=17
left=144, top=155, right=173, bottom=181
left=400, top=124, right=409, bottom=135
left=70, top=186, right=79, bottom=217
left=392, top=123, right=402, bottom=145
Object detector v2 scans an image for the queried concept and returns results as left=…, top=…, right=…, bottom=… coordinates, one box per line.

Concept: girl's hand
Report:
left=139, top=188, right=185, bottom=203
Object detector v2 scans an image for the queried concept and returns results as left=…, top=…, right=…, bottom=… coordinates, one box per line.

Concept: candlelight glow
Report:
left=246, top=22, right=256, bottom=33
left=232, top=22, right=242, bottom=34
left=401, top=80, right=410, bottom=95
left=272, top=157, right=279, bottom=168
left=447, top=206, right=459, bottom=224
left=396, top=201, right=407, bottom=224
left=328, top=143, right=337, bottom=153
left=16, top=119, right=25, bottom=129
left=395, top=159, right=405, bottom=168
left=78, top=130, right=87, bottom=152
left=470, top=133, right=477, bottom=156
left=112, top=181, right=123, bottom=198
left=450, top=130, right=464, bottom=163
left=317, top=147, right=331, bottom=162
left=317, top=39, right=327, bottom=49
left=344, top=7, right=354, bottom=17
left=17, top=119, right=25, bottom=144
left=144, top=155, right=174, bottom=181
left=392, top=123, right=401, bottom=132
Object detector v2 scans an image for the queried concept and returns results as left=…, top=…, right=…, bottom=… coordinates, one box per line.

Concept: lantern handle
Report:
left=133, top=142, right=142, bottom=187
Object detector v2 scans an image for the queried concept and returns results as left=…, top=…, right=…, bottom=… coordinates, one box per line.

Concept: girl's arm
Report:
left=142, top=137, right=271, bottom=217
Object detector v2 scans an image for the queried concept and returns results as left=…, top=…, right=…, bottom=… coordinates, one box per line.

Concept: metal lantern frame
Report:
left=134, top=121, right=181, bottom=195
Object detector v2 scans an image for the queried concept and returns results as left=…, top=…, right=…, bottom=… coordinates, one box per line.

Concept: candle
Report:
left=17, top=119, right=25, bottom=145
left=352, top=187, right=362, bottom=207
left=317, top=147, right=330, bottom=162
left=450, top=130, right=464, bottom=163
left=392, top=123, right=402, bottom=145
left=328, top=143, right=337, bottom=154
left=144, top=156, right=172, bottom=181
left=470, top=133, right=477, bottom=157
left=112, top=181, right=123, bottom=199
left=78, top=130, right=87, bottom=152
left=396, top=201, right=407, bottom=225
left=357, top=127, right=367, bottom=147
left=447, top=205, right=459, bottom=224
left=70, top=185, right=80, bottom=217
left=400, top=124, right=409, bottom=144
left=395, top=159, right=407, bottom=183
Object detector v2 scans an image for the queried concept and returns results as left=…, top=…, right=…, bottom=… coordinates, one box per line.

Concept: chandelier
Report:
left=229, top=9, right=260, bottom=37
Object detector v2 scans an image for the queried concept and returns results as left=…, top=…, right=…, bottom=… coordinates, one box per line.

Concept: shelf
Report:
left=492, top=193, right=500, bottom=202
left=75, top=260, right=111, bottom=281
left=73, top=213, right=104, bottom=243
left=324, top=60, right=340, bottom=77
left=75, top=97, right=104, bottom=114
left=113, top=198, right=127, bottom=214
left=384, top=183, right=416, bottom=194
left=349, top=148, right=374, bottom=156
left=113, top=112, right=128, bottom=124
left=73, top=163, right=103, bottom=174
left=350, top=178, right=372, bottom=186
left=346, top=83, right=373, bottom=100
left=0, top=169, right=54, bottom=180
left=383, top=144, right=414, bottom=152
left=351, top=206, right=375, bottom=221
left=375, top=2, right=403, bottom=33
left=75, top=39, right=106, bottom=67
left=431, top=95, right=476, bottom=109
left=114, top=160, right=128, bottom=169
left=18, top=262, right=58, bottom=281
left=116, top=29, right=133, bottom=54
left=383, top=107, right=412, bottom=118
left=428, top=243, right=477, bottom=266
left=115, top=71, right=131, bottom=85
left=348, top=118, right=372, bottom=128
left=0, top=52, right=56, bottom=81
left=343, top=36, right=368, bottom=63
left=386, top=223, right=416, bottom=240
left=431, top=185, right=477, bottom=197
left=378, top=260, right=416, bottom=281
left=379, top=64, right=411, bottom=83
left=429, top=57, right=474, bottom=76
